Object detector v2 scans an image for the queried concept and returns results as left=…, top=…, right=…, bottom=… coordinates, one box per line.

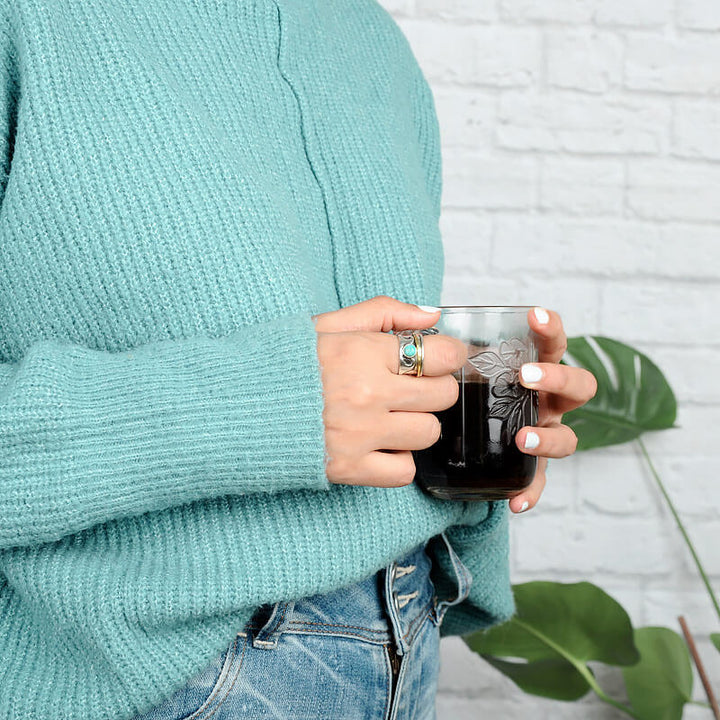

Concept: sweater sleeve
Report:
left=0, top=7, right=331, bottom=551
left=0, top=314, right=332, bottom=549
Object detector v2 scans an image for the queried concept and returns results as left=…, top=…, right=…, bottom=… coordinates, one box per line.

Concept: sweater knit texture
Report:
left=0, top=0, right=515, bottom=717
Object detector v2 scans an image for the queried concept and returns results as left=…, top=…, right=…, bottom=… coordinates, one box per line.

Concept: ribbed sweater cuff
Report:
left=0, top=313, right=330, bottom=548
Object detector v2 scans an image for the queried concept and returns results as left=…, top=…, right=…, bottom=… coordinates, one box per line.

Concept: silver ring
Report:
left=397, top=330, right=419, bottom=375
left=396, top=327, right=438, bottom=376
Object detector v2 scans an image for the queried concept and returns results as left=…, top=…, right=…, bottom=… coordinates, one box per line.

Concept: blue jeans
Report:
left=134, top=532, right=472, bottom=720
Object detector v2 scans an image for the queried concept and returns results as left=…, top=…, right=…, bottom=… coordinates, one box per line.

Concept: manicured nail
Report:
left=534, top=307, right=550, bottom=325
left=519, top=501, right=530, bottom=513
left=521, top=364, right=543, bottom=384
left=418, top=305, right=441, bottom=313
left=524, top=431, right=540, bottom=450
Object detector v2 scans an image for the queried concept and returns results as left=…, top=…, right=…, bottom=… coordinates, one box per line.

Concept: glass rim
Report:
left=437, top=305, right=536, bottom=314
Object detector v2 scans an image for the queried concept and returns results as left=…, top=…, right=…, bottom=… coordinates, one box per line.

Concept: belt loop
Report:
left=251, top=600, right=295, bottom=650
left=431, top=531, right=473, bottom=626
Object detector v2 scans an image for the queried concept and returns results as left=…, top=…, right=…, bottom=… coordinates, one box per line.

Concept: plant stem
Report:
left=574, top=663, right=641, bottom=718
left=679, top=616, right=720, bottom=719
left=514, top=619, right=641, bottom=719
left=637, top=438, right=720, bottom=622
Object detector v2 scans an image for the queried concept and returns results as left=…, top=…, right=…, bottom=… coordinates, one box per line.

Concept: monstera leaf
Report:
left=562, top=336, right=677, bottom=451
left=621, top=627, right=693, bottom=720
left=465, top=582, right=640, bottom=701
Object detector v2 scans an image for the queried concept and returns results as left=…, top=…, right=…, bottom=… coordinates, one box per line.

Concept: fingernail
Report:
left=524, top=431, right=540, bottom=450
left=418, top=305, right=441, bottom=313
left=534, top=307, right=550, bottom=325
left=521, top=364, right=543, bottom=384
left=519, top=501, right=530, bottom=513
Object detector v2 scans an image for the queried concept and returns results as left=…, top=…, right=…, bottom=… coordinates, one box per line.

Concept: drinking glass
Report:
left=413, top=306, right=539, bottom=501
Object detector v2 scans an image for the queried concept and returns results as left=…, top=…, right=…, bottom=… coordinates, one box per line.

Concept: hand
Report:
left=508, top=307, right=597, bottom=514
left=312, top=296, right=467, bottom=487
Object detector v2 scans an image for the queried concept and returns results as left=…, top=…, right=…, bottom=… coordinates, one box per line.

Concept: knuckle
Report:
left=424, top=415, right=442, bottom=447
left=438, top=339, right=464, bottom=371
left=334, top=378, right=375, bottom=411
left=556, top=366, right=569, bottom=393
left=352, top=381, right=376, bottom=409
left=397, top=455, right=417, bottom=486
left=327, top=454, right=351, bottom=483
left=446, top=375, right=460, bottom=406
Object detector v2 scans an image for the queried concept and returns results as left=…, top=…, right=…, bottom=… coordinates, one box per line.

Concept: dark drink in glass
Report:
left=412, top=307, right=539, bottom=501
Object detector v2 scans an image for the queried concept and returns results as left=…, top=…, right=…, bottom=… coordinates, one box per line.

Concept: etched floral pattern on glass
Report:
left=467, top=337, right=537, bottom=444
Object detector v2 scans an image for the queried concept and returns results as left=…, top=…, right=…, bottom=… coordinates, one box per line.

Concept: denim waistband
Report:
left=239, top=532, right=473, bottom=657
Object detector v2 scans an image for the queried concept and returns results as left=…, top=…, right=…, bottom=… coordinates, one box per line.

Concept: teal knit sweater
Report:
left=0, top=0, right=514, bottom=717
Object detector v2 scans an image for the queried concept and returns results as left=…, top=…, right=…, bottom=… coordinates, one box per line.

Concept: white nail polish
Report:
left=520, top=501, right=530, bottom=513
left=521, top=364, right=543, bottom=384
left=534, top=307, right=550, bottom=325
left=524, top=431, right=540, bottom=450
left=418, top=305, right=441, bottom=313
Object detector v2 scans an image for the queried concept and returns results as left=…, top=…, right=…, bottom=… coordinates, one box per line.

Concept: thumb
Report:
left=312, top=295, right=441, bottom=333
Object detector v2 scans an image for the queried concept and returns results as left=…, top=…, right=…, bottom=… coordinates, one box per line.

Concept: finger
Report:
left=352, top=449, right=417, bottom=488
left=313, top=295, right=441, bottom=334
left=515, top=423, right=578, bottom=458
left=527, top=307, right=567, bottom=364
left=509, top=457, right=548, bottom=513
left=378, top=411, right=442, bottom=451
left=519, top=363, right=598, bottom=408
left=381, top=332, right=467, bottom=377
left=385, top=374, right=459, bottom=413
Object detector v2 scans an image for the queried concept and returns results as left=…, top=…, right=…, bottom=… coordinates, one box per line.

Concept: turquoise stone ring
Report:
left=396, top=329, right=420, bottom=375
left=396, top=327, right=438, bottom=376
left=395, top=328, right=437, bottom=376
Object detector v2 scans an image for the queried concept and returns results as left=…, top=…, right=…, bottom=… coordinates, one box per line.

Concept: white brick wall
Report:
left=379, top=1, right=720, bottom=717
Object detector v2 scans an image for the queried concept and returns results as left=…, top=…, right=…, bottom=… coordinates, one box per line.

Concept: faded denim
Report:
left=134, top=532, right=472, bottom=720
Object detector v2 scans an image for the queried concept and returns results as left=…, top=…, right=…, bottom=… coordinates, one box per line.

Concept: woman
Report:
left=0, top=0, right=595, bottom=718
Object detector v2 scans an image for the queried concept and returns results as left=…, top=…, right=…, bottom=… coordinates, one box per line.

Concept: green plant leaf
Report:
left=621, top=627, right=693, bottom=720
left=711, top=633, right=720, bottom=653
left=468, top=582, right=640, bottom=665
left=562, top=336, right=677, bottom=451
left=464, top=582, right=640, bottom=700
left=483, top=656, right=590, bottom=701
